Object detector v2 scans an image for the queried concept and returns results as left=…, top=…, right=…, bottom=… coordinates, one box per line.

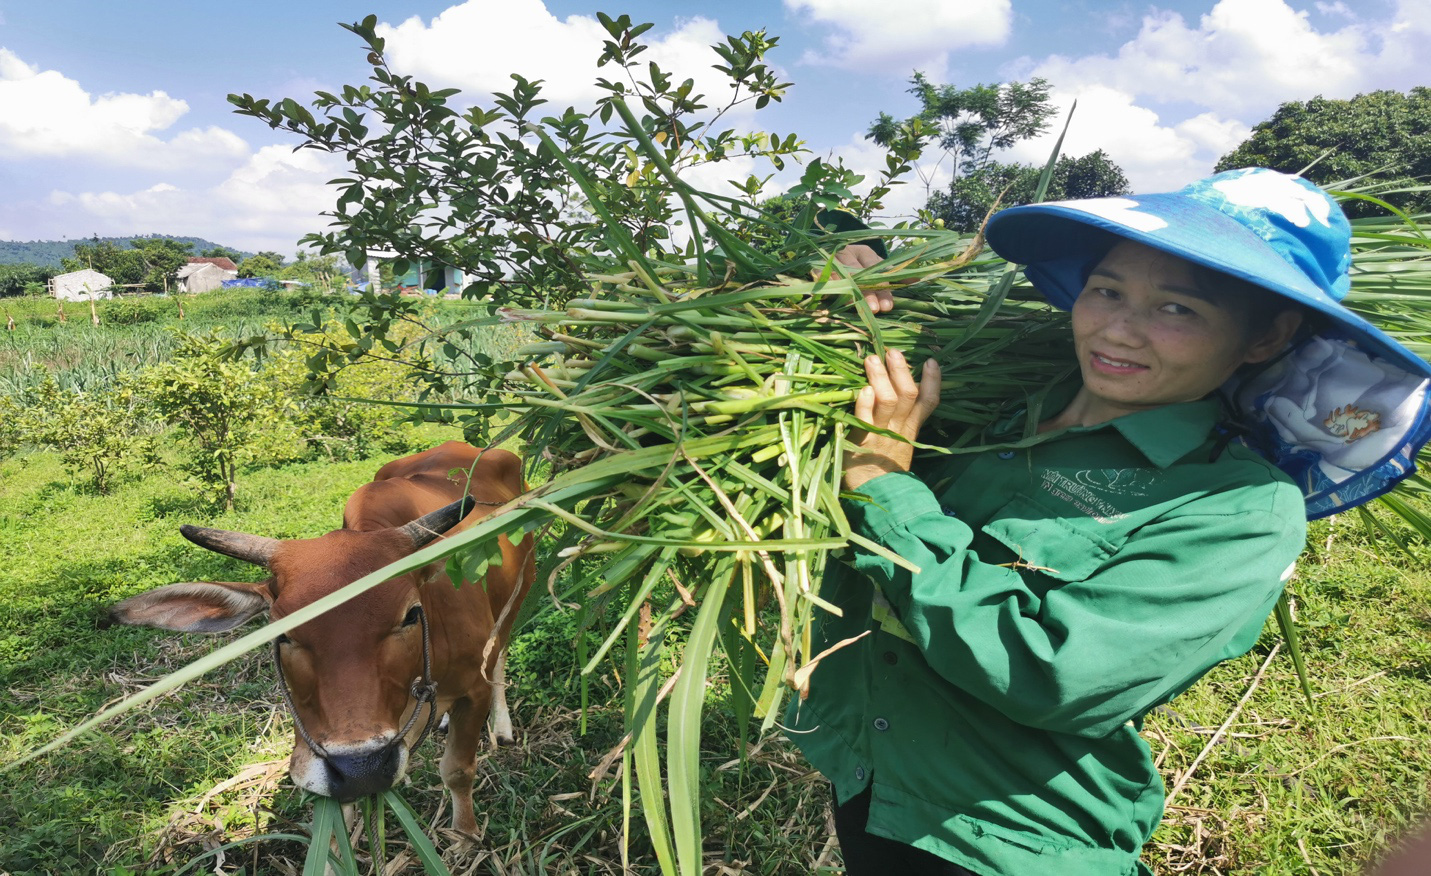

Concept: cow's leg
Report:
left=441, top=693, right=488, bottom=838
left=487, top=646, right=515, bottom=747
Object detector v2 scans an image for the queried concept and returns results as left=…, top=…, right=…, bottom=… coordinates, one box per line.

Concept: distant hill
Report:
left=0, top=235, right=254, bottom=268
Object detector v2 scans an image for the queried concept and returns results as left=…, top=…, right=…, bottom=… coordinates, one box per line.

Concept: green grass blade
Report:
left=667, top=558, right=734, bottom=876
left=632, top=625, right=678, bottom=876
left=382, top=790, right=453, bottom=876
left=171, top=834, right=315, bottom=876
left=523, top=121, right=656, bottom=279
left=1356, top=503, right=1414, bottom=557
left=304, top=796, right=344, bottom=876
left=1032, top=101, right=1076, bottom=204
left=1274, top=591, right=1315, bottom=710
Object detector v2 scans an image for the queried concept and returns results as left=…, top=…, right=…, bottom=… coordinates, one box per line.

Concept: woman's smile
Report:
left=1087, top=351, right=1149, bottom=374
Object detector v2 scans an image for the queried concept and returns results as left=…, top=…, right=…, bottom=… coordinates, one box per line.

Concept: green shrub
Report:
left=0, top=395, right=21, bottom=458
left=20, top=374, right=157, bottom=493
left=265, top=324, right=430, bottom=461
left=99, top=296, right=167, bottom=326
left=132, top=333, right=305, bottom=509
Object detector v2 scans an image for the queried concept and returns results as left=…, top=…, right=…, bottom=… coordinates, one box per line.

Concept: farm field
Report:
left=0, top=287, right=1429, bottom=875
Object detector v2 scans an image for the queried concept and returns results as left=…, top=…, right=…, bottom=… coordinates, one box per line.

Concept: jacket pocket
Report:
left=980, top=493, right=1123, bottom=582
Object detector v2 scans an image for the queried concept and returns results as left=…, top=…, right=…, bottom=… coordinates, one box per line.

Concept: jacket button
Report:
left=882, top=651, right=898, bottom=665
left=855, top=766, right=866, bottom=781
left=873, top=717, right=889, bottom=731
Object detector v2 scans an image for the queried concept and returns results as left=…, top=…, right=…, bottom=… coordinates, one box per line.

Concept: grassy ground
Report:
left=1, top=434, right=1428, bottom=875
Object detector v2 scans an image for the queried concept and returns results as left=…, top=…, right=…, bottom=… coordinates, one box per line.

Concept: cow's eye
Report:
left=402, top=605, right=423, bottom=628
left=275, top=633, right=291, bottom=646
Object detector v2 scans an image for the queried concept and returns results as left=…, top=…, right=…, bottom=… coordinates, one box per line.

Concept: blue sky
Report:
left=0, top=0, right=1423, bottom=254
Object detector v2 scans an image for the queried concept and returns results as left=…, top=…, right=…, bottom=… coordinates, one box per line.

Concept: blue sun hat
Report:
left=985, top=167, right=1431, bottom=519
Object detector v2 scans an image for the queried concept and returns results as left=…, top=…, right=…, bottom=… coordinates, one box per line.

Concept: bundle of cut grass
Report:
left=492, top=243, right=1073, bottom=683
left=462, top=233, right=1075, bottom=875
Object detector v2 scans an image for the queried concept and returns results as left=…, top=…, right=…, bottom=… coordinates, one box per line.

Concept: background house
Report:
left=49, top=268, right=114, bottom=301
left=361, top=249, right=464, bottom=295
left=176, top=257, right=239, bottom=293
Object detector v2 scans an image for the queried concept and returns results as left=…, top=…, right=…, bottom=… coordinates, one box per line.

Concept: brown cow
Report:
left=109, top=441, right=533, bottom=836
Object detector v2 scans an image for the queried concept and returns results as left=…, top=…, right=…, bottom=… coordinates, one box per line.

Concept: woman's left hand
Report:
left=822, top=244, right=894, bottom=313
left=844, top=349, right=942, bottom=490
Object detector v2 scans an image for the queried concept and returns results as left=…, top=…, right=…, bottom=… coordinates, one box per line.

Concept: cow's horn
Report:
left=399, top=496, right=475, bottom=549
left=180, top=525, right=280, bottom=567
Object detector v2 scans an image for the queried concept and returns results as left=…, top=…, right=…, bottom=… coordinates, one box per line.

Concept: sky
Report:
left=0, top=0, right=1425, bottom=256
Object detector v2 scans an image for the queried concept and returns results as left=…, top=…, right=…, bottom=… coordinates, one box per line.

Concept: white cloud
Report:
left=1373, top=0, right=1431, bottom=92
left=1314, top=2, right=1355, bottom=19
left=785, top=0, right=1011, bottom=76
left=0, top=48, right=249, bottom=168
left=34, top=146, right=345, bottom=253
left=378, top=2, right=746, bottom=110
left=999, top=86, right=1208, bottom=193
left=1025, top=0, right=1371, bottom=117
left=1175, top=112, right=1251, bottom=159
left=1014, top=0, right=1431, bottom=123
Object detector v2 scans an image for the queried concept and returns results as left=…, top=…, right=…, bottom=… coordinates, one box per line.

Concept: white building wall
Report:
left=51, top=269, right=114, bottom=301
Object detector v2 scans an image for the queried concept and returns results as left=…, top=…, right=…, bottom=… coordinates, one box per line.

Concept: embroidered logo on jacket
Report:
left=1323, top=404, right=1381, bottom=442
left=1040, top=470, right=1127, bottom=523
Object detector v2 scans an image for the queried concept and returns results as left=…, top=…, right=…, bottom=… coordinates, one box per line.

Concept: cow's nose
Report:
left=323, top=745, right=402, bottom=802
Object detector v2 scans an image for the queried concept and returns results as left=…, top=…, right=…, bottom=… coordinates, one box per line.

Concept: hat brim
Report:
left=986, top=197, right=1431, bottom=380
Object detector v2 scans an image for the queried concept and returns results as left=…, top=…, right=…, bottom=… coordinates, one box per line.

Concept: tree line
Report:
left=0, top=237, right=345, bottom=297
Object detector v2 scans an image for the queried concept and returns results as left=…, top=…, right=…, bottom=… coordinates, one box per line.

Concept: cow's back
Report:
left=347, top=441, right=524, bottom=532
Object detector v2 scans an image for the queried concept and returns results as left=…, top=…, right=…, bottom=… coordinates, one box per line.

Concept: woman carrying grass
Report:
left=787, top=168, right=1431, bottom=875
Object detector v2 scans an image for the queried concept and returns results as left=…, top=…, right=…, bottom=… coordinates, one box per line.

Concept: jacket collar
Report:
left=991, top=381, right=1222, bottom=469
left=1095, top=397, right=1222, bottom=468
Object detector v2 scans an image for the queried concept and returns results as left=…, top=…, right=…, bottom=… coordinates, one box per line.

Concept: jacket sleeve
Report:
left=843, top=470, right=1305, bottom=738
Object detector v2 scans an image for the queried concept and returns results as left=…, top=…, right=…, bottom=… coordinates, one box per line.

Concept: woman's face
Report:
left=1070, top=240, right=1288, bottom=418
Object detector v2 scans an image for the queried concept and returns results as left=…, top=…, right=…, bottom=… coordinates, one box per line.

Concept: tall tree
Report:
left=60, top=236, right=192, bottom=292
left=1217, top=88, right=1431, bottom=217
left=62, top=238, right=147, bottom=287
left=867, top=73, right=1055, bottom=207
left=0, top=263, right=56, bottom=297
left=238, top=251, right=285, bottom=278
left=929, top=150, right=1131, bottom=233
left=129, top=237, right=193, bottom=292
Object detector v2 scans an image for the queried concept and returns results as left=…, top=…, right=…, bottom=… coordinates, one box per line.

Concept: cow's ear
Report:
left=109, top=580, right=274, bottom=633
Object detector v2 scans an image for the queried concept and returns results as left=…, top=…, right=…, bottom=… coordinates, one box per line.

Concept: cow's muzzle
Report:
left=323, top=744, right=405, bottom=802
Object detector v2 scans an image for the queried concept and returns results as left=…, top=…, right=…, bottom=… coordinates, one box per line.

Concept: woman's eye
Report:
left=1161, top=302, right=1196, bottom=316
left=402, top=605, right=423, bottom=627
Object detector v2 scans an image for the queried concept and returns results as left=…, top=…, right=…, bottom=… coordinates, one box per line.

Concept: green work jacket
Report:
left=786, top=394, right=1307, bottom=876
